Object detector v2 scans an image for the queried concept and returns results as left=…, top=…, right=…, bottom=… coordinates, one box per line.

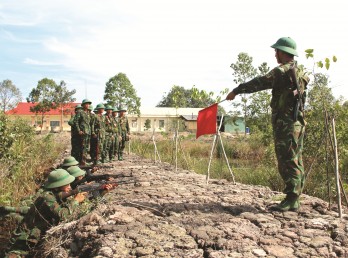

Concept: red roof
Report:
left=6, top=102, right=81, bottom=115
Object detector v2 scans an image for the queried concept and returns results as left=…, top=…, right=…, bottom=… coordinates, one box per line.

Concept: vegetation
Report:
left=0, top=113, right=67, bottom=205
left=26, top=78, right=76, bottom=132
left=104, top=73, right=141, bottom=116
left=0, top=79, right=22, bottom=112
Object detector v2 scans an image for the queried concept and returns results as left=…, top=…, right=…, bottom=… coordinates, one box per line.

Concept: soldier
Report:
left=89, top=105, right=97, bottom=164
left=111, top=107, right=121, bottom=161
left=117, top=106, right=130, bottom=161
left=103, top=105, right=115, bottom=163
left=60, top=156, right=79, bottom=169
left=68, top=104, right=82, bottom=161
left=6, top=169, right=85, bottom=257
left=91, top=104, right=106, bottom=165
left=74, top=99, right=92, bottom=166
left=226, top=37, right=309, bottom=212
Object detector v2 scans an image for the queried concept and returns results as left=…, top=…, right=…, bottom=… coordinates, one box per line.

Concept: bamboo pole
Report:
left=331, top=117, right=342, bottom=218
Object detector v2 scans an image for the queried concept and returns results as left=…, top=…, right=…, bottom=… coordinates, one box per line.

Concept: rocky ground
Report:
left=44, top=153, right=348, bottom=258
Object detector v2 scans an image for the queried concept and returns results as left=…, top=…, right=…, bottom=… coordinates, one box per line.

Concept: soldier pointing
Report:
left=226, top=37, right=310, bottom=212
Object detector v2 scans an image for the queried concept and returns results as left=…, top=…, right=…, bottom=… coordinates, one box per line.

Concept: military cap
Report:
left=105, top=105, right=113, bottom=110
left=88, top=105, right=94, bottom=111
left=61, top=156, right=79, bottom=167
left=67, top=166, right=86, bottom=178
left=96, top=103, right=105, bottom=109
left=112, top=107, right=118, bottom=112
left=118, top=106, right=127, bottom=112
left=82, top=99, right=92, bottom=105
left=75, top=104, right=82, bottom=110
left=44, top=169, right=75, bottom=189
left=271, top=37, right=298, bottom=56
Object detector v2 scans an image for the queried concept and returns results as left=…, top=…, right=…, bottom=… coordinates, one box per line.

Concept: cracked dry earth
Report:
left=45, top=154, right=348, bottom=258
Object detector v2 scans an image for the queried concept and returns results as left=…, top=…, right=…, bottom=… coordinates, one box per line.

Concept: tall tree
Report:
left=0, top=79, right=22, bottom=112
left=27, top=78, right=57, bottom=132
left=157, top=85, right=216, bottom=108
left=230, top=52, right=258, bottom=134
left=53, top=80, right=76, bottom=131
left=104, top=73, right=141, bottom=116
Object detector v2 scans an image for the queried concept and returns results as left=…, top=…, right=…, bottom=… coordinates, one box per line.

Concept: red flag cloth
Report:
left=196, top=103, right=218, bottom=139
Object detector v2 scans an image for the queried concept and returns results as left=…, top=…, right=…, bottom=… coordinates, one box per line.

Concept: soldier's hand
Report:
left=226, top=91, right=236, bottom=101
left=79, top=131, right=84, bottom=135
left=118, top=136, right=122, bottom=142
left=92, top=134, right=97, bottom=138
left=104, top=184, right=114, bottom=191
left=74, top=193, right=86, bottom=203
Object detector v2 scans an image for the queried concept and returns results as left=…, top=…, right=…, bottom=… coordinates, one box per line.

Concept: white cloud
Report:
left=1, top=0, right=348, bottom=107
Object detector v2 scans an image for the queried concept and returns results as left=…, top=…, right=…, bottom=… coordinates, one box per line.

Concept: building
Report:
left=5, top=102, right=78, bottom=132
left=127, top=107, right=202, bottom=133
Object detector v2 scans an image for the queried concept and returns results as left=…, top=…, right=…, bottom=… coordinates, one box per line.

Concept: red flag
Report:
left=196, top=103, right=218, bottom=139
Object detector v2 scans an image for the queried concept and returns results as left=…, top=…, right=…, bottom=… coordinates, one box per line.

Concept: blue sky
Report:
left=0, top=0, right=347, bottom=109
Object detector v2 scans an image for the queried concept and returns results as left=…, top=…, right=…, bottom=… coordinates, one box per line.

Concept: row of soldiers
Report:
left=2, top=156, right=133, bottom=257
left=68, top=99, right=130, bottom=166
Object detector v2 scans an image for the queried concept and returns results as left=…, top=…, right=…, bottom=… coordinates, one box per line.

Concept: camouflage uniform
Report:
left=91, top=113, right=106, bottom=165
left=68, top=108, right=82, bottom=161
left=232, top=60, right=309, bottom=198
left=74, top=110, right=92, bottom=165
left=89, top=112, right=98, bottom=164
left=103, top=112, right=115, bottom=162
left=118, top=115, right=130, bottom=160
left=6, top=190, right=78, bottom=256
left=111, top=111, right=121, bottom=160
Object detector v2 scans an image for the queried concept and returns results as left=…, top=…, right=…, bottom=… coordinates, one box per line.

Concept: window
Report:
left=159, top=120, right=165, bottom=128
left=131, top=120, right=137, bottom=128
left=50, top=121, right=60, bottom=127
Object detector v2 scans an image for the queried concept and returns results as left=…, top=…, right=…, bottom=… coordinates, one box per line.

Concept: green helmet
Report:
left=61, top=156, right=79, bottom=168
left=271, top=37, right=298, bottom=57
left=44, top=169, right=75, bottom=189
left=88, top=105, right=94, bottom=111
left=112, top=107, right=118, bottom=112
left=75, top=104, right=82, bottom=110
left=96, top=103, right=105, bottom=109
left=67, top=166, right=86, bottom=178
left=105, top=105, right=113, bottom=111
left=118, top=106, right=127, bottom=112
left=82, top=99, right=92, bottom=105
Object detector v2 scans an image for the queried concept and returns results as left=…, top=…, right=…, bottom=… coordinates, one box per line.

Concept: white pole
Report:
left=206, top=134, right=218, bottom=184
left=332, top=118, right=342, bottom=218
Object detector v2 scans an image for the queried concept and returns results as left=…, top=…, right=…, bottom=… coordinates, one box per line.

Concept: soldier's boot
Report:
left=271, top=193, right=300, bottom=212
left=118, top=152, right=123, bottom=161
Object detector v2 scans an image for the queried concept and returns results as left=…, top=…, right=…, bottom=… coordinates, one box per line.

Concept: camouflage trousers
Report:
left=71, top=134, right=81, bottom=162
left=79, top=134, right=91, bottom=164
left=112, top=133, right=119, bottom=158
left=118, top=132, right=127, bottom=155
left=273, top=113, right=305, bottom=196
left=103, top=133, right=113, bottom=161
left=90, top=135, right=104, bottom=164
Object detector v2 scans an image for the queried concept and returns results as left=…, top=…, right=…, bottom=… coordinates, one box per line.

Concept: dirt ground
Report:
left=43, top=153, right=348, bottom=258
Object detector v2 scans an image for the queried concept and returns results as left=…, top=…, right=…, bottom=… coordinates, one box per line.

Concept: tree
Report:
left=104, top=73, right=141, bottom=116
left=53, top=80, right=76, bottom=131
left=0, top=79, right=22, bottom=112
left=144, top=119, right=151, bottom=131
left=230, top=52, right=258, bottom=134
left=27, top=78, right=58, bottom=132
left=157, top=85, right=216, bottom=108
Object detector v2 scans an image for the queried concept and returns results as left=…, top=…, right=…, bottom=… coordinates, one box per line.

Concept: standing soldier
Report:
left=103, top=105, right=115, bottom=163
left=226, top=37, right=309, bottom=212
left=117, top=106, right=130, bottom=161
left=91, top=104, right=106, bottom=165
left=88, top=105, right=97, bottom=165
left=111, top=107, right=121, bottom=161
left=74, top=99, right=92, bottom=166
left=68, top=104, right=82, bottom=161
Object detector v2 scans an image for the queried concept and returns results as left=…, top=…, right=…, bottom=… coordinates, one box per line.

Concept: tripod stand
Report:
left=206, top=115, right=235, bottom=184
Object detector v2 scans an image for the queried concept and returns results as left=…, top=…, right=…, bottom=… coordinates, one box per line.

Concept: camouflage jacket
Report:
left=74, top=110, right=92, bottom=135
left=119, top=116, right=130, bottom=134
left=232, top=61, right=310, bottom=117
left=112, top=116, right=120, bottom=134
left=22, top=190, right=79, bottom=232
left=91, top=114, right=106, bottom=138
left=104, top=114, right=115, bottom=134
